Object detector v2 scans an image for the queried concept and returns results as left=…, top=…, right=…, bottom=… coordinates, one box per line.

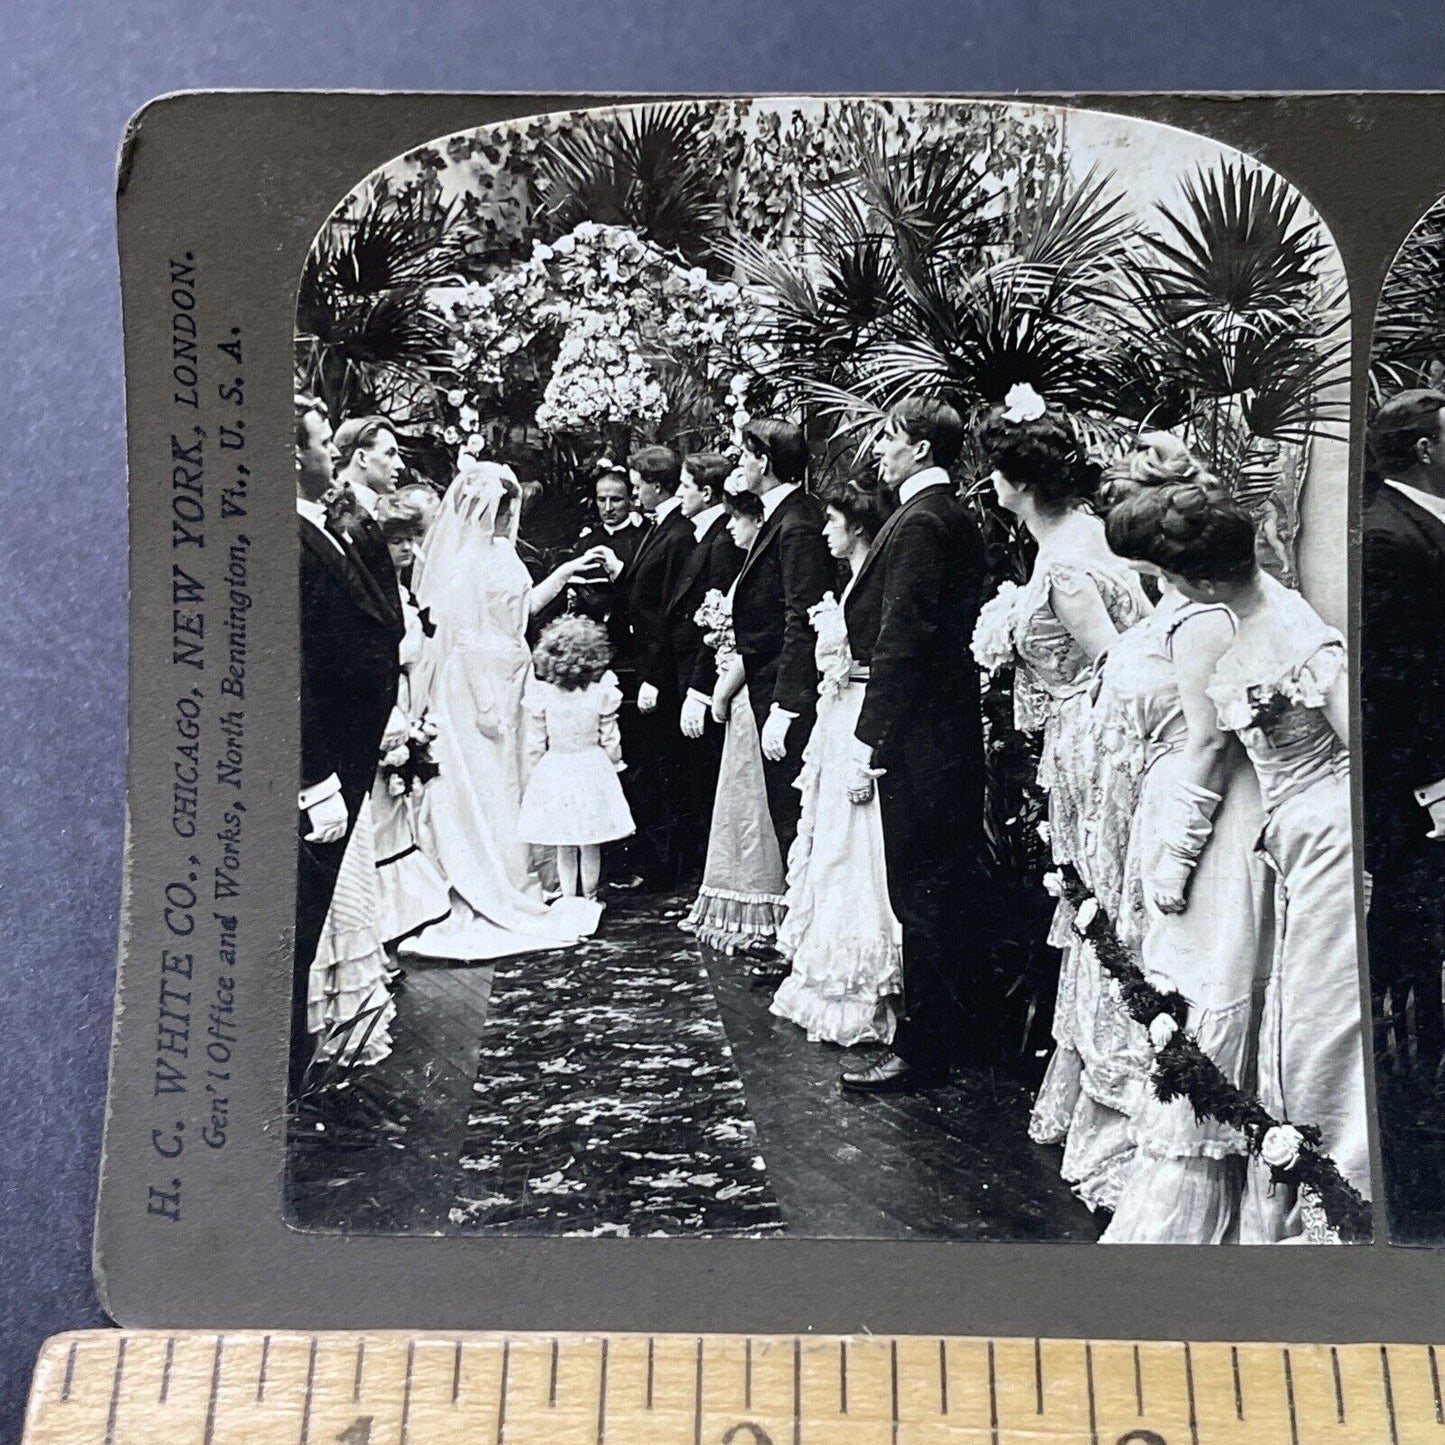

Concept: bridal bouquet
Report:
left=695, top=588, right=735, bottom=654
left=970, top=580, right=1023, bottom=674
left=378, top=715, right=441, bottom=798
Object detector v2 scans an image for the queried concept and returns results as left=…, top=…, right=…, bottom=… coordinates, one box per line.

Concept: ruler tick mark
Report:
left=399, top=1339, right=415, bottom=1445
left=795, top=1338, right=803, bottom=1445
left=598, top=1338, right=609, bottom=1445
left=1183, top=1343, right=1198, bottom=1445
left=1382, top=1345, right=1400, bottom=1445
left=1085, top=1342, right=1098, bottom=1445
left=694, top=1337, right=703, bottom=1445
left=1231, top=1345, right=1243, bottom=1420
left=354, top=1340, right=365, bottom=1402
left=160, top=1338, right=175, bottom=1405
left=453, top=1340, right=464, bottom=1405
left=497, top=1339, right=511, bottom=1445
left=988, top=1339, right=1000, bottom=1445
left=839, top=1340, right=847, bottom=1414
left=1034, top=1337, right=1044, bottom=1414
left=1431, top=1344, right=1443, bottom=1423
left=299, top=1337, right=318, bottom=1445
left=103, top=1337, right=126, bottom=1445
left=60, top=1341, right=77, bottom=1403
left=890, top=1339, right=899, bottom=1445
left=1331, top=1345, right=1345, bottom=1423
left=1282, top=1347, right=1298, bottom=1445
left=257, top=1333, right=271, bottom=1402
left=1133, top=1344, right=1143, bottom=1416
left=550, top=1338, right=559, bottom=1407
left=202, top=1337, right=223, bottom=1445
left=939, top=1338, right=949, bottom=1415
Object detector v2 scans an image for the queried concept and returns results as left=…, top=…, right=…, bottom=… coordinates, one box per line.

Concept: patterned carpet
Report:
left=451, top=899, right=785, bottom=1237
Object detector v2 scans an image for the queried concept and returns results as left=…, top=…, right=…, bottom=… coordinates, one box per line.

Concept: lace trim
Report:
left=682, top=888, right=785, bottom=953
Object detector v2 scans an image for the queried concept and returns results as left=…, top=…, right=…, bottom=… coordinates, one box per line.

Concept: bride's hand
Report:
left=1151, top=885, right=1188, bottom=915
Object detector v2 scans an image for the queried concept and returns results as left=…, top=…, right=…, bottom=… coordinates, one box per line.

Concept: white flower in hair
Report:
left=723, top=466, right=750, bottom=495
left=1148, top=1014, right=1178, bottom=1052
left=1002, top=382, right=1047, bottom=424
left=1041, top=870, right=1065, bottom=898
left=1260, top=1124, right=1305, bottom=1170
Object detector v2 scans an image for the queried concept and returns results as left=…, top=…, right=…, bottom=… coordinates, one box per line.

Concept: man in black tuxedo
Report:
left=1362, top=389, right=1445, bottom=1075
left=840, top=398, right=987, bottom=1092
left=293, top=396, right=404, bottom=1094
left=605, top=445, right=696, bottom=888
left=731, top=420, right=835, bottom=877
left=673, top=453, right=746, bottom=882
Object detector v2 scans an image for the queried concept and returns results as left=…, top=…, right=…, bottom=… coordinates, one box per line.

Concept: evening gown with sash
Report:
left=1094, top=592, right=1273, bottom=1244
left=1206, top=574, right=1372, bottom=1242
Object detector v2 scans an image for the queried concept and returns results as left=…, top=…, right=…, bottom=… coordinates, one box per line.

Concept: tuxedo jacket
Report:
left=845, top=482, right=986, bottom=773
left=624, top=504, right=696, bottom=697
left=1361, top=481, right=1445, bottom=874
left=667, top=512, right=745, bottom=698
left=732, top=487, right=836, bottom=718
left=299, top=517, right=405, bottom=812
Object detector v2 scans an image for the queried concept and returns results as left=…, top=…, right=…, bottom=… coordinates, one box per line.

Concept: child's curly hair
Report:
left=533, top=614, right=612, bottom=690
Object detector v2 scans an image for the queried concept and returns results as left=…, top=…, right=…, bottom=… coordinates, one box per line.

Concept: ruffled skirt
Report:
left=770, top=681, right=902, bottom=1046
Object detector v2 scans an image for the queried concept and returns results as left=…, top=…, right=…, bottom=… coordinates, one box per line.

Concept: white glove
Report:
left=638, top=682, right=659, bottom=714
left=680, top=695, right=707, bottom=739
left=846, top=745, right=885, bottom=805
left=304, top=791, right=348, bottom=844
left=760, top=708, right=792, bottom=763
left=380, top=706, right=409, bottom=752
left=594, top=545, right=625, bottom=581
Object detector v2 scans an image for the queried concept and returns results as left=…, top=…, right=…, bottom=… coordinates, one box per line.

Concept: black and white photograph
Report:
left=1363, top=195, right=1445, bottom=1244
left=285, top=96, right=1372, bottom=1245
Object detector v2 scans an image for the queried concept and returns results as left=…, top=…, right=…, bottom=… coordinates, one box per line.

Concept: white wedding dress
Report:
left=402, top=465, right=597, bottom=961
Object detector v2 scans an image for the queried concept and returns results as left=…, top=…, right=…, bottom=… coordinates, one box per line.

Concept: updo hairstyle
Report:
left=1107, top=482, right=1257, bottom=585
left=976, top=407, right=1100, bottom=511
left=820, top=476, right=893, bottom=544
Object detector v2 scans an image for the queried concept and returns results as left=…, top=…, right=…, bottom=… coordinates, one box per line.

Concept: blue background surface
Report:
left=0, top=0, right=1438, bottom=1432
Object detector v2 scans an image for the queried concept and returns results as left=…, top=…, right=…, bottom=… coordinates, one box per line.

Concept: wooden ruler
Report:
left=20, top=1330, right=1444, bottom=1444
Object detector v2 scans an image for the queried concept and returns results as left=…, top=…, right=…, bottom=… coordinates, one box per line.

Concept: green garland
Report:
left=1052, top=863, right=1373, bottom=1243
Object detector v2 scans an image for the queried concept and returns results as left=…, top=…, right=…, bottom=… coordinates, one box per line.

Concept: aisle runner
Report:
left=451, top=905, right=784, bottom=1236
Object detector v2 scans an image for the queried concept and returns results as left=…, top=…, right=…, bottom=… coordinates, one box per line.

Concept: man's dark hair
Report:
left=740, top=418, right=809, bottom=484
left=891, top=397, right=965, bottom=470
left=684, top=452, right=734, bottom=504
left=627, top=444, right=683, bottom=495
left=1367, top=389, right=1445, bottom=477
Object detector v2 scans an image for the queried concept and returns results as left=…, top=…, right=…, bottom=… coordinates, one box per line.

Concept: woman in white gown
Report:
left=770, top=479, right=903, bottom=1046
left=401, top=459, right=607, bottom=961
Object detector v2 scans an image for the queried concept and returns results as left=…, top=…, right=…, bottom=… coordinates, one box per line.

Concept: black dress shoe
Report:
left=747, top=960, right=790, bottom=987
left=839, top=1052, right=947, bottom=1093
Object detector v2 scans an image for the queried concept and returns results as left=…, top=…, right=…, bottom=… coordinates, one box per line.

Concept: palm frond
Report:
left=1143, top=159, right=1326, bottom=323
left=534, top=103, right=727, bottom=268
left=1012, top=163, right=1137, bottom=285
left=1371, top=197, right=1445, bottom=400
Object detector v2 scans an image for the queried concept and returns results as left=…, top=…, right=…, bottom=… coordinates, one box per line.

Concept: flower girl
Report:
left=518, top=616, right=636, bottom=918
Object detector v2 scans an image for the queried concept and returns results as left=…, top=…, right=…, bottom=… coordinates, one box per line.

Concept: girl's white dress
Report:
left=770, top=591, right=902, bottom=1046
left=1095, top=594, right=1273, bottom=1245
left=1205, top=575, right=1372, bottom=1242
left=518, top=672, right=635, bottom=846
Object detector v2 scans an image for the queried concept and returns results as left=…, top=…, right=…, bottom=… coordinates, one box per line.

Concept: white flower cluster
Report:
left=970, top=580, right=1023, bottom=674
left=435, top=222, right=765, bottom=446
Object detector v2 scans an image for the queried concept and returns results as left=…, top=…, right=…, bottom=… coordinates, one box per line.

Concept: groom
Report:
left=841, top=397, right=987, bottom=1092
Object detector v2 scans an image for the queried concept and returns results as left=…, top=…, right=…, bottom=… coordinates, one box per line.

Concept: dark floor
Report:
left=287, top=893, right=1098, bottom=1240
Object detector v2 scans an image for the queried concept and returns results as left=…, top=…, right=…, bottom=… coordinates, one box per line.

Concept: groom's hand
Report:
left=761, top=707, right=793, bottom=763
left=637, top=682, right=659, bottom=714
left=846, top=740, right=884, bottom=806
left=304, top=791, right=348, bottom=844
left=680, top=694, right=707, bottom=739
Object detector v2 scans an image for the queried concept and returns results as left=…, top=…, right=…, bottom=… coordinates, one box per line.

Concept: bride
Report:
left=402, top=458, right=606, bottom=960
